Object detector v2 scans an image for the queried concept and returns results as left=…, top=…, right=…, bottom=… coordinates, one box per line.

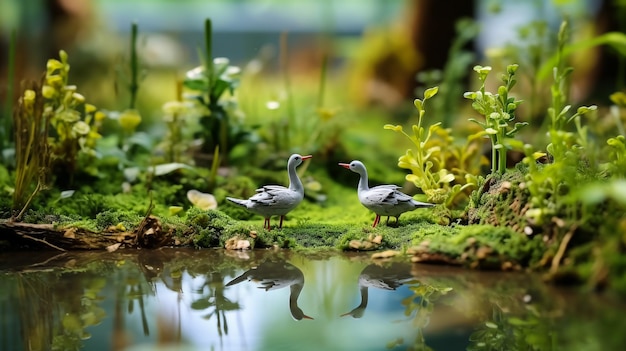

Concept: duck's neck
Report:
left=357, top=169, right=370, bottom=193
left=288, top=164, right=304, bottom=194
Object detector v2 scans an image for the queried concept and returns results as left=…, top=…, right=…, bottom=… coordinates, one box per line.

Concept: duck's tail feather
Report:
left=412, top=200, right=436, bottom=208
left=225, top=271, right=250, bottom=286
left=227, top=197, right=248, bottom=207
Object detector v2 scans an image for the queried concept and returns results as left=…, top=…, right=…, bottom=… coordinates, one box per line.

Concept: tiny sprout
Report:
left=498, top=86, right=507, bottom=96
left=577, top=105, right=597, bottom=115
left=384, top=124, right=403, bottom=132
left=59, top=49, right=68, bottom=63
left=423, top=86, right=439, bottom=100
left=473, top=65, right=491, bottom=74
left=506, top=64, right=519, bottom=75
left=473, top=65, right=492, bottom=81
left=485, top=128, right=498, bottom=135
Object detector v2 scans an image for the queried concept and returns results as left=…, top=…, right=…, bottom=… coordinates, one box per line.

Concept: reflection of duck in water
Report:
left=225, top=261, right=314, bottom=320
left=341, top=262, right=413, bottom=318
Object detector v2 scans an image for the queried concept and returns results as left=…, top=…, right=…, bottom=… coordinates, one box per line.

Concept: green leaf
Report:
left=183, top=78, right=209, bottom=91
left=423, top=86, right=439, bottom=100
left=191, top=299, right=212, bottom=310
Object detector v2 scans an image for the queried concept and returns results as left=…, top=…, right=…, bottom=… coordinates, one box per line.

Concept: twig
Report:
left=551, top=224, right=576, bottom=273
left=135, top=191, right=155, bottom=245
left=19, top=233, right=67, bottom=252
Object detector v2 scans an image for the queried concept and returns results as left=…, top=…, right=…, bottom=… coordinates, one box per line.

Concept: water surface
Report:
left=0, top=248, right=624, bottom=350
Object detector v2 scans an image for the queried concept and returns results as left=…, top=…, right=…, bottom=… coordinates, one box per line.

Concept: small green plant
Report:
left=522, top=21, right=598, bottom=221
left=385, top=87, right=485, bottom=205
left=42, top=50, right=105, bottom=184
left=464, top=64, right=527, bottom=175
left=183, top=18, right=257, bottom=164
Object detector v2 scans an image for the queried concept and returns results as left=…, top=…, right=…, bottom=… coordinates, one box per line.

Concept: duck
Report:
left=339, top=160, right=435, bottom=227
left=227, top=154, right=312, bottom=230
left=225, top=261, right=313, bottom=320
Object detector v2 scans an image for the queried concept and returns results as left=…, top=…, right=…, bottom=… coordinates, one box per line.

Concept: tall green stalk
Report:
left=129, top=22, right=139, bottom=109
left=2, top=28, right=17, bottom=162
left=12, top=81, right=50, bottom=221
left=204, top=18, right=214, bottom=104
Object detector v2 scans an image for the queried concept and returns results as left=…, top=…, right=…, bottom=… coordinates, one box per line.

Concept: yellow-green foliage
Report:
left=463, top=64, right=526, bottom=175
left=385, top=86, right=487, bottom=206
left=43, top=50, right=105, bottom=181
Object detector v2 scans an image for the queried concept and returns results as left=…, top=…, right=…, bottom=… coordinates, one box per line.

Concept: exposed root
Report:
left=551, top=224, right=577, bottom=274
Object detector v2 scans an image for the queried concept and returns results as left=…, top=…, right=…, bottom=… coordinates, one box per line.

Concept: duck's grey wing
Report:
left=363, top=185, right=409, bottom=206
left=249, top=185, right=289, bottom=206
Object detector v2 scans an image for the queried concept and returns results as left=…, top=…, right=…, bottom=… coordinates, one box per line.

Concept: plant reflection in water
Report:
left=2, top=250, right=626, bottom=350
left=225, top=259, right=314, bottom=320
left=340, top=259, right=454, bottom=350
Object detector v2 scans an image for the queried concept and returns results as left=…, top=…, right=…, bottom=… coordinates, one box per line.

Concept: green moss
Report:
left=184, top=208, right=255, bottom=248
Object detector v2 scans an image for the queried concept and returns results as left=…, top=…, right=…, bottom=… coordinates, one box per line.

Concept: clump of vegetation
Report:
left=463, top=64, right=527, bottom=175
left=42, top=50, right=105, bottom=184
left=11, top=81, right=49, bottom=220
left=385, top=87, right=486, bottom=206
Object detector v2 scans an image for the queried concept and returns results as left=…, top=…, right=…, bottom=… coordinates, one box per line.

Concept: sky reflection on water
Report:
left=1, top=248, right=625, bottom=351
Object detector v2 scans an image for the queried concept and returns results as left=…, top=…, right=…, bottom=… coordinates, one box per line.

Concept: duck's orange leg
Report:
left=264, top=217, right=272, bottom=230
left=372, top=214, right=381, bottom=228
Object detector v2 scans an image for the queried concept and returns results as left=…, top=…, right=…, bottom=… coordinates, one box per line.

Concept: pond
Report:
left=0, top=248, right=624, bottom=351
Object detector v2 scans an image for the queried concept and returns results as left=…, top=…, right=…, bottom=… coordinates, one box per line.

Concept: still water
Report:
left=0, top=248, right=624, bottom=351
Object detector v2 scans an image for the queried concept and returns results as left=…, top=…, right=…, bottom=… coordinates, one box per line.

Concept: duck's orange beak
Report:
left=302, top=155, right=313, bottom=160
left=338, top=163, right=350, bottom=169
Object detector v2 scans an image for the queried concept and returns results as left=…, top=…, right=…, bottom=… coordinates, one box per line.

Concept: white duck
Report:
left=227, top=154, right=312, bottom=230
left=339, top=160, right=434, bottom=227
